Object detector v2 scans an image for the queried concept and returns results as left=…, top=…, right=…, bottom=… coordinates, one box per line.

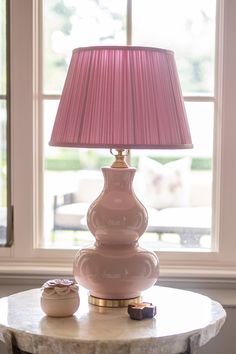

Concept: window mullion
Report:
left=33, top=0, right=45, bottom=249
left=183, top=96, right=215, bottom=102
left=127, top=0, right=132, bottom=45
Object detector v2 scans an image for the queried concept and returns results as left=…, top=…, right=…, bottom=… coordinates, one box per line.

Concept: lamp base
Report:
left=74, top=167, right=159, bottom=302
left=88, top=294, right=142, bottom=308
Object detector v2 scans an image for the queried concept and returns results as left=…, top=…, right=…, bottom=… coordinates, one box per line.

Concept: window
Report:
left=2, top=0, right=236, bottom=280
left=0, top=0, right=12, bottom=247
left=42, top=0, right=215, bottom=251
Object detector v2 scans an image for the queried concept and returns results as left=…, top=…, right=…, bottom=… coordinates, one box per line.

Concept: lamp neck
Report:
left=110, top=149, right=129, bottom=168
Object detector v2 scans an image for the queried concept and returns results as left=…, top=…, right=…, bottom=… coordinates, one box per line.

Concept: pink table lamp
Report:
left=50, top=46, right=192, bottom=307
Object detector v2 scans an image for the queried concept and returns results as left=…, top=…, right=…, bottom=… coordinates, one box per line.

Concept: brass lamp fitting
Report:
left=110, top=149, right=129, bottom=168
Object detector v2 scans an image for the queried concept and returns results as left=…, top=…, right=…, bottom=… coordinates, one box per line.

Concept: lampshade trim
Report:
left=49, top=142, right=193, bottom=149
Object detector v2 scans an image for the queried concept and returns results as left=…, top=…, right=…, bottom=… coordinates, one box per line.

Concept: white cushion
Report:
left=136, top=156, right=191, bottom=210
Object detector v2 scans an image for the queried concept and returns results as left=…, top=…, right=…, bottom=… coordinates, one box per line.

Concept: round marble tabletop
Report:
left=0, top=286, right=226, bottom=354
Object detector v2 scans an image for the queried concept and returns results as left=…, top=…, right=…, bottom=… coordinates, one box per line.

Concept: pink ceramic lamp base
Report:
left=73, top=167, right=159, bottom=306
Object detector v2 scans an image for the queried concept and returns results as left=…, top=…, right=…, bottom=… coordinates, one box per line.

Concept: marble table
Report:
left=0, top=286, right=226, bottom=354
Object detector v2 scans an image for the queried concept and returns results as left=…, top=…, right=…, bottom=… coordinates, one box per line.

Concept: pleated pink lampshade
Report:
left=50, top=46, right=192, bottom=149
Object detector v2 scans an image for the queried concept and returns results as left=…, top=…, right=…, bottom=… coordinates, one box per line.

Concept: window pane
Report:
left=43, top=101, right=213, bottom=250
left=135, top=102, right=213, bottom=250
left=43, top=0, right=127, bottom=94
left=0, top=100, right=7, bottom=245
left=132, top=0, right=216, bottom=95
left=0, top=0, right=6, bottom=95
left=43, top=100, right=113, bottom=248
left=185, top=102, right=214, bottom=158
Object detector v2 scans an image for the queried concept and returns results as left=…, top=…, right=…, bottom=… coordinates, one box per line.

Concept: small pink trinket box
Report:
left=40, top=279, right=80, bottom=317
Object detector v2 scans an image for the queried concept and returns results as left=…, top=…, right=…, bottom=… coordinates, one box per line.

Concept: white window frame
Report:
left=1, top=0, right=236, bottom=281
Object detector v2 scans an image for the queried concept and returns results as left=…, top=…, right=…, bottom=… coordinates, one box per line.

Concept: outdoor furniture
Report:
left=53, top=192, right=211, bottom=247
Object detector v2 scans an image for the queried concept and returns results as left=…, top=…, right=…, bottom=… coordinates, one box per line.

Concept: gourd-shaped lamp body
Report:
left=74, top=167, right=159, bottom=300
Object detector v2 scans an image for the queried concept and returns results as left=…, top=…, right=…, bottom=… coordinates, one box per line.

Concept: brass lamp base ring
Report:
left=88, top=294, right=142, bottom=308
